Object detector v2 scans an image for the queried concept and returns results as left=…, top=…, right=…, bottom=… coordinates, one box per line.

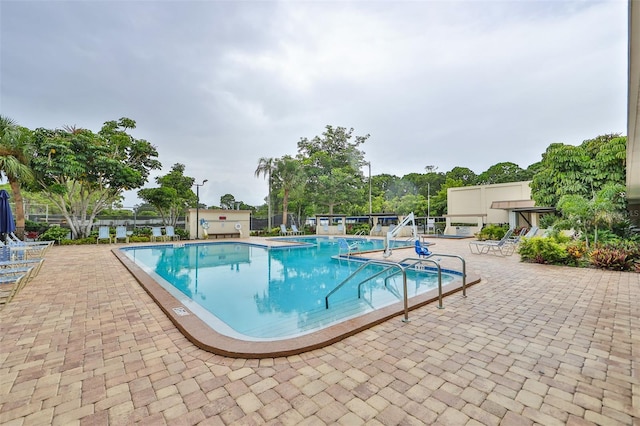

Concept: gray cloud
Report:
left=1, top=0, right=627, bottom=208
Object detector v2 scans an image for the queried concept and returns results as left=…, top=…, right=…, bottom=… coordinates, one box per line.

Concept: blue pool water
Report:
left=122, top=237, right=456, bottom=340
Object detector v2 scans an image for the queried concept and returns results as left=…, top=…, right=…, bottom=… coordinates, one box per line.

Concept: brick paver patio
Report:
left=0, top=238, right=638, bottom=425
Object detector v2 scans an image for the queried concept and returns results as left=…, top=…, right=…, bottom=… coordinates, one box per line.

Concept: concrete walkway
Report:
left=0, top=238, right=638, bottom=425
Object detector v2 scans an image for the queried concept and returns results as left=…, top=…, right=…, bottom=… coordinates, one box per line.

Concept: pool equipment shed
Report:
left=186, top=209, right=250, bottom=239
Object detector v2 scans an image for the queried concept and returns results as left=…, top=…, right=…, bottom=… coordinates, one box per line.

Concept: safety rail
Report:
left=325, top=260, right=402, bottom=309
left=324, top=253, right=467, bottom=322
left=400, top=253, right=468, bottom=298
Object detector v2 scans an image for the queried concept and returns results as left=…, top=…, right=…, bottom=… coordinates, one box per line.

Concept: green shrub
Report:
left=130, top=236, right=150, bottom=243
left=589, top=242, right=640, bottom=271
left=348, top=223, right=370, bottom=235
left=518, top=236, right=568, bottom=265
left=25, top=219, right=49, bottom=233
left=133, top=228, right=151, bottom=237
left=39, top=226, right=70, bottom=243
left=565, top=241, right=588, bottom=267
left=475, top=224, right=509, bottom=241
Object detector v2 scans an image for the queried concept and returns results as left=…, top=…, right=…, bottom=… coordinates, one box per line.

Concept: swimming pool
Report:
left=115, top=237, right=478, bottom=357
left=121, top=238, right=451, bottom=337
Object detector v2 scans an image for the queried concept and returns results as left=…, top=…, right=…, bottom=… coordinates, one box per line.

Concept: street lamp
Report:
left=365, top=161, right=372, bottom=214
left=194, top=179, right=208, bottom=239
left=427, top=182, right=430, bottom=219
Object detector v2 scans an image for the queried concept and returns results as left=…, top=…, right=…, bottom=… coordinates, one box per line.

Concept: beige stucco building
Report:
left=445, top=181, right=551, bottom=236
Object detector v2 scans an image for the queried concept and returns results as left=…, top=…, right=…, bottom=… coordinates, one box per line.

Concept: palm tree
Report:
left=0, top=115, right=33, bottom=238
left=273, top=156, right=303, bottom=226
left=255, top=157, right=275, bottom=230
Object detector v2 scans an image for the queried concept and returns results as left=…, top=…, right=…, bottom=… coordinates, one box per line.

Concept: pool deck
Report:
left=1, top=237, right=638, bottom=425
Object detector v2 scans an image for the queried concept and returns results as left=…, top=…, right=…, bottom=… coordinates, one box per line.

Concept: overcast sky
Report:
left=1, top=0, right=628, bottom=208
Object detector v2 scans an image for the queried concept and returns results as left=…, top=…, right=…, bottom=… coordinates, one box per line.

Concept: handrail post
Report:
left=461, top=257, right=467, bottom=297
left=401, top=270, right=410, bottom=322
left=437, top=262, right=444, bottom=309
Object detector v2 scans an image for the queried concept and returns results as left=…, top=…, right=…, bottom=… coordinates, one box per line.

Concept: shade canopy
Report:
left=0, top=189, right=16, bottom=236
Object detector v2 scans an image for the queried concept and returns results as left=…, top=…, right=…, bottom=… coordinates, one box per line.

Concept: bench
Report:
left=207, top=233, right=240, bottom=239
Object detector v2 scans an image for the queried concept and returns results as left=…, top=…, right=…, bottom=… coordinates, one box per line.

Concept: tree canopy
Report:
left=29, top=117, right=161, bottom=238
left=138, top=163, right=194, bottom=227
left=0, top=115, right=33, bottom=236
left=297, top=125, right=369, bottom=214
left=530, top=134, right=626, bottom=207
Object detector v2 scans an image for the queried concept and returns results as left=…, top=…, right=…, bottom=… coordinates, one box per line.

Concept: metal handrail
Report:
left=325, top=253, right=467, bottom=322
left=325, top=260, right=403, bottom=309
left=397, top=253, right=467, bottom=297
left=395, top=257, right=444, bottom=310
left=357, top=264, right=402, bottom=298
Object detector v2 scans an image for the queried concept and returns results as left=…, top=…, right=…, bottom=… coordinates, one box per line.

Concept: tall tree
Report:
left=272, top=155, right=303, bottom=225
left=385, top=194, right=429, bottom=216
left=138, top=163, right=195, bottom=226
left=297, top=125, right=369, bottom=214
left=476, top=162, right=528, bottom=185
left=446, top=167, right=477, bottom=185
left=0, top=116, right=33, bottom=237
left=429, top=177, right=464, bottom=216
left=255, top=157, right=275, bottom=229
left=530, top=134, right=626, bottom=207
left=220, top=193, right=236, bottom=209
left=30, top=118, right=161, bottom=238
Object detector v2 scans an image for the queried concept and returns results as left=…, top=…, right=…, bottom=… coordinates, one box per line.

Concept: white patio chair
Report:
left=96, top=226, right=112, bottom=244
left=114, top=226, right=129, bottom=243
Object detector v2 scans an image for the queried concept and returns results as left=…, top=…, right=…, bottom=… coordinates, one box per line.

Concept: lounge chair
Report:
left=414, top=239, right=432, bottom=258
left=96, top=226, right=112, bottom=244
left=508, top=228, right=528, bottom=245
left=165, top=226, right=179, bottom=241
left=279, top=224, right=291, bottom=236
left=469, top=228, right=516, bottom=256
left=8, top=232, right=54, bottom=249
left=337, top=223, right=345, bottom=234
left=150, top=227, right=166, bottom=242
left=0, top=266, right=35, bottom=309
left=2, top=239, right=49, bottom=260
left=524, top=226, right=539, bottom=238
left=114, top=226, right=129, bottom=243
left=338, top=238, right=358, bottom=256
left=370, top=223, right=383, bottom=236
left=0, top=258, right=45, bottom=280
left=290, top=224, right=303, bottom=235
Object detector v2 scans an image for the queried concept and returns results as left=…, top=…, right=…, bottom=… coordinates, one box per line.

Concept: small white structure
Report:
left=186, top=209, right=250, bottom=239
left=315, top=215, right=347, bottom=235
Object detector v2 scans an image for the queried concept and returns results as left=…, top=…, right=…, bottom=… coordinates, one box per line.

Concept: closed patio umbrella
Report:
left=0, top=189, right=16, bottom=241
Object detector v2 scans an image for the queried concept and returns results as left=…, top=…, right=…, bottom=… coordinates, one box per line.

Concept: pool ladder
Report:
left=324, top=254, right=467, bottom=322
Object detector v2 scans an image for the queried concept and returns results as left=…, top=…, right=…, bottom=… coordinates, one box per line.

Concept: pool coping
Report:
left=112, top=246, right=481, bottom=359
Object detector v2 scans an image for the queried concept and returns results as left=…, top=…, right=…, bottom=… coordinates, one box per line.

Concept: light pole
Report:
left=194, top=179, right=208, bottom=239
left=427, top=182, right=430, bottom=219
left=365, top=161, right=372, bottom=214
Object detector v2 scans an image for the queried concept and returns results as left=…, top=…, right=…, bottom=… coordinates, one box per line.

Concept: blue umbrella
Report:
left=0, top=189, right=16, bottom=237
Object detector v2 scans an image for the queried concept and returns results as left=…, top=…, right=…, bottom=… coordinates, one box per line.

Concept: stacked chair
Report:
left=1, top=232, right=52, bottom=309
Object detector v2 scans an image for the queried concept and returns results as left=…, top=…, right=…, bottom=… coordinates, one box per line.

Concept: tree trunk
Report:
left=9, top=179, right=25, bottom=238
left=282, top=189, right=289, bottom=225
